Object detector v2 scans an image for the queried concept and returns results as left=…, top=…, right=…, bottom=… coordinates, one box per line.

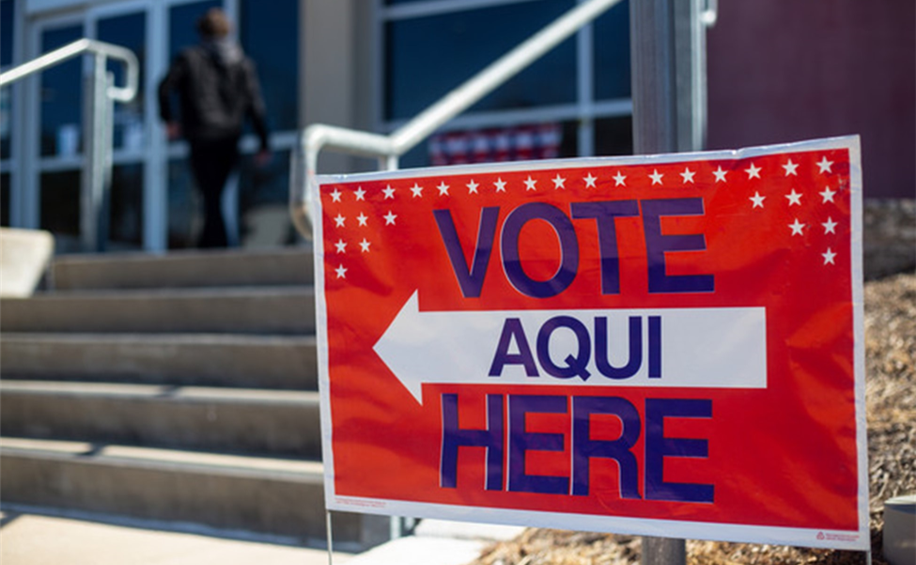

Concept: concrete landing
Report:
left=0, top=508, right=351, bottom=565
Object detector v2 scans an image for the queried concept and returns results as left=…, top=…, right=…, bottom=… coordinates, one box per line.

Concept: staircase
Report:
left=0, top=247, right=388, bottom=549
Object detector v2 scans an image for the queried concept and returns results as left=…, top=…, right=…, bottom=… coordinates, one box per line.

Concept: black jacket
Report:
left=158, top=43, right=269, bottom=151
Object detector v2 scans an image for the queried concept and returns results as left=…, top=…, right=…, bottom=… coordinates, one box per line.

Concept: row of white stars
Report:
left=332, top=245, right=842, bottom=277
left=325, top=156, right=837, bottom=201
left=749, top=185, right=838, bottom=208
left=331, top=210, right=398, bottom=228
left=788, top=217, right=839, bottom=236
left=328, top=184, right=839, bottom=230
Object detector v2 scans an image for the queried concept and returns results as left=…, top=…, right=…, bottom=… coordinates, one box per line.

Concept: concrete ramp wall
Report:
left=0, top=229, right=54, bottom=297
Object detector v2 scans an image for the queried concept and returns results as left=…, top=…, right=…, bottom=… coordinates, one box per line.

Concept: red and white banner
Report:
left=312, top=136, right=867, bottom=550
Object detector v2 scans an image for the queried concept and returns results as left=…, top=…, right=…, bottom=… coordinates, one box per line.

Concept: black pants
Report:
left=189, top=138, right=240, bottom=248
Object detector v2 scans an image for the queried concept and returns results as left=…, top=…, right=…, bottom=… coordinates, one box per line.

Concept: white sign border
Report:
left=311, top=135, right=868, bottom=551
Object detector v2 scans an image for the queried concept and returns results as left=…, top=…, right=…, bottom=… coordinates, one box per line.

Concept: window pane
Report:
left=1, top=172, right=9, bottom=226
left=593, top=0, right=631, bottom=100
left=385, top=1, right=576, bottom=120
left=109, top=163, right=143, bottom=247
left=40, top=169, right=80, bottom=237
left=41, top=25, right=83, bottom=157
left=98, top=12, right=147, bottom=151
left=594, top=115, right=632, bottom=156
left=1, top=0, right=13, bottom=67
left=238, top=149, right=293, bottom=247
left=1, top=86, right=10, bottom=159
left=240, top=0, right=298, bottom=131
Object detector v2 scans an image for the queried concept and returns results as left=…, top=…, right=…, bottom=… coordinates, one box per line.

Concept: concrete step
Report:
left=0, top=287, right=315, bottom=335
left=0, top=437, right=387, bottom=549
left=0, top=381, right=321, bottom=458
left=52, top=247, right=314, bottom=291
left=0, top=333, right=317, bottom=390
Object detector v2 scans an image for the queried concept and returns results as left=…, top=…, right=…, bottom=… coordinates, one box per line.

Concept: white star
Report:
left=436, top=181, right=450, bottom=196
left=411, top=183, right=423, bottom=198
left=788, top=218, right=806, bottom=236
left=354, top=187, right=366, bottom=201
left=383, top=185, right=396, bottom=199
left=782, top=159, right=799, bottom=176
left=613, top=171, right=627, bottom=186
left=357, top=212, right=368, bottom=226
left=466, top=179, right=479, bottom=194
left=820, top=187, right=836, bottom=203
left=335, top=264, right=347, bottom=279
left=745, top=163, right=762, bottom=179
left=649, top=170, right=664, bottom=185
left=552, top=174, right=566, bottom=189
left=334, top=214, right=346, bottom=228
left=785, top=189, right=803, bottom=206
left=816, top=156, right=834, bottom=174
left=494, top=178, right=507, bottom=192
left=749, top=192, right=766, bottom=208
left=334, top=239, right=347, bottom=254
left=583, top=173, right=597, bottom=188
left=822, top=248, right=837, bottom=265
left=330, top=189, right=342, bottom=203
left=384, top=211, right=397, bottom=226
left=524, top=176, right=537, bottom=191
left=822, top=217, right=838, bottom=234
left=713, top=166, right=728, bottom=183
left=359, top=238, right=371, bottom=253
left=680, top=167, right=696, bottom=184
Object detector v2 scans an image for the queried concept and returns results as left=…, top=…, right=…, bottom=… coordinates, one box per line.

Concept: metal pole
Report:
left=642, top=536, right=686, bottom=565
left=325, top=510, right=334, bottom=565
left=630, top=0, right=708, bottom=154
left=99, top=69, right=114, bottom=249
left=630, top=0, right=677, bottom=154
left=630, top=0, right=710, bottom=561
left=82, top=53, right=104, bottom=252
left=81, top=54, right=115, bottom=253
left=674, top=0, right=708, bottom=152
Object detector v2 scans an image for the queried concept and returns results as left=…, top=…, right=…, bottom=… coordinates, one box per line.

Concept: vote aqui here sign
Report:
left=312, top=136, right=868, bottom=550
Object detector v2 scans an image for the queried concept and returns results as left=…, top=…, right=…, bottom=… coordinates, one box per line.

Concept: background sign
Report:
left=313, top=136, right=867, bottom=550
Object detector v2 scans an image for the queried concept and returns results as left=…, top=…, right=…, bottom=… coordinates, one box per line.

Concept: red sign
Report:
left=312, top=136, right=867, bottom=550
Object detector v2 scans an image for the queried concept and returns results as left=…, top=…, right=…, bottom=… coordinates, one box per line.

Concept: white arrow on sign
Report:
left=373, top=291, right=767, bottom=405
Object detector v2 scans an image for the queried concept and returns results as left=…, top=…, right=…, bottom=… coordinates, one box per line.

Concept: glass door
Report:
left=1, top=0, right=15, bottom=226
left=31, top=15, right=86, bottom=251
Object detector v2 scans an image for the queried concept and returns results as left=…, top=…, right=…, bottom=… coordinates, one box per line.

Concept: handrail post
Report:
left=0, top=39, right=137, bottom=252
left=81, top=52, right=114, bottom=252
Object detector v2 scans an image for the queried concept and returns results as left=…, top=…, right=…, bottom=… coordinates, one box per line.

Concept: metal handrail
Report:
left=290, top=0, right=623, bottom=239
left=0, top=38, right=138, bottom=101
left=0, top=39, right=139, bottom=252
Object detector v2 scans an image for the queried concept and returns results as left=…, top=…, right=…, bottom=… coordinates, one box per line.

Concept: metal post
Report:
left=630, top=0, right=677, bottom=154
left=81, top=53, right=113, bottom=252
left=100, top=70, right=114, bottom=249
left=326, top=510, right=334, bottom=565
left=630, top=0, right=709, bottom=562
left=642, top=536, right=686, bottom=565
left=674, top=0, right=708, bottom=152
left=630, top=0, right=708, bottom=154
